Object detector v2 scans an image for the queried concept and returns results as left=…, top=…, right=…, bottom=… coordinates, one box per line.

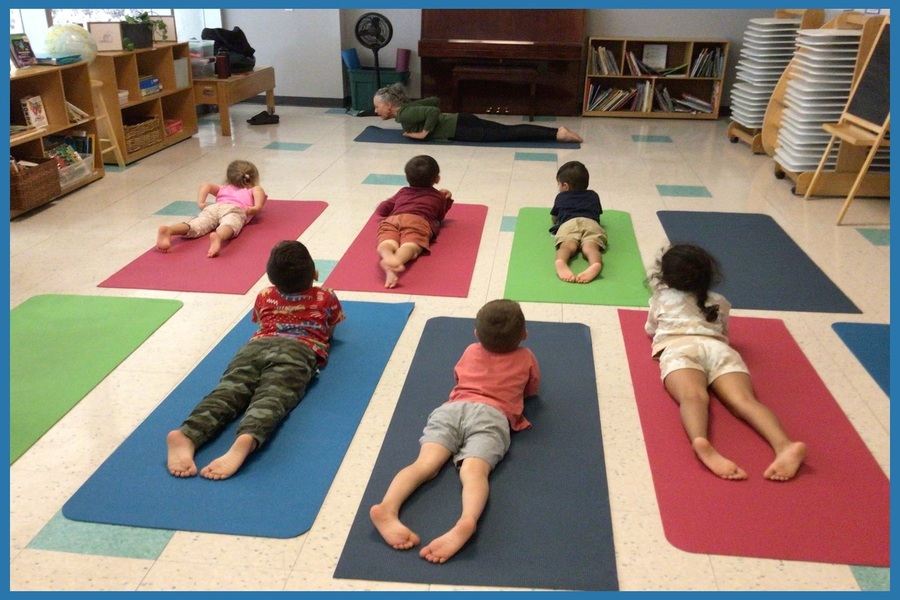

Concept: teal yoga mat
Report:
left=10, top=295, right=183, bottom=464
left=62, top=301, right=413, bottom=538
left=504, top=208, right=650, bottom=306
left=832, top=322, right=889, bottom=397
left=334, top=317, right=618, bottom=590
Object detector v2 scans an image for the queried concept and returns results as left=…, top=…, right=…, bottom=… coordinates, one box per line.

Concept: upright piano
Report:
left=418, top=9, right=586, bottom=117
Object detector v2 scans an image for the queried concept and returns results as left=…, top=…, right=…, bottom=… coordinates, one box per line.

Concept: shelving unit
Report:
left=582, top=37, right=729, bottom=119
left=88, top=42, right=198, bottom=165
left=10, top=61, right=105, bottom=217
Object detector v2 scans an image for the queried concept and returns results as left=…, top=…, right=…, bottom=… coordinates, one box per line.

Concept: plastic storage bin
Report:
left=192, top=58, right=215, bottom=79
left=348, top=68, right=410, bottom=112
left=57, top=154, right=93, bottom=189
left=189, top=40, right=214, bottom=58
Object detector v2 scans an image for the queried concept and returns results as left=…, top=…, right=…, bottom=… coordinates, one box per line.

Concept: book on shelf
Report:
left=65, top=100, right=90, bottom=123
left=45, top=143, right=84, bottom=168
left=673, top=93, right=713, bottom=113
left=659, top=63, right=688, bottom=77
left=10, top=33, right=38, bottom=68
left=36, top=55, right=81, bottom=66
left=43, top=130, right=93, bottom=156
left=642, top=44, right=668, bottom=70
left=10, top=123, right=45, bottom=141
left=20, top=95, right=49, bottom=128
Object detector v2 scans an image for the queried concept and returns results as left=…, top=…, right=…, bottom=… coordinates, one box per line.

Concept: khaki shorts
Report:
left=185, top=203, right=249, bottom=239
left=554, top=217, right=608, bottom=251
left=376, top=214, right=433, bottom=250
left=657, top=336, right=749, bottom=385
left=420, top=401, right=510, bottom=469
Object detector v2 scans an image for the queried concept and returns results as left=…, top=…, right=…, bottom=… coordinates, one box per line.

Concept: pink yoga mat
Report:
left=618, top=309, right=889, bottom=567
left=324, top=203, right=487, bottom=297
left=100, top=201, right=327, bottom=295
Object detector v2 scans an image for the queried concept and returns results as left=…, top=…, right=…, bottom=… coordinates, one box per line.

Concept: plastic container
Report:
left=191, top=58, right=215, bottom=79
left=347, top=68, right=410, bottom=112
left=117, top=90, right=129, bottom=105
left=57, top=154, right=93, bottom=189
left=189, top=40, right=214, bottom=58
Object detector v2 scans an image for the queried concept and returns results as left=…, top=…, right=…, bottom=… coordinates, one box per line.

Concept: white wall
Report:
left=339, top=9, right=422, bottom=97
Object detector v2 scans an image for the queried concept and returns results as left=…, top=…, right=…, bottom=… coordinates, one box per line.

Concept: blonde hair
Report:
left=225, top=160, right=259, bottom=188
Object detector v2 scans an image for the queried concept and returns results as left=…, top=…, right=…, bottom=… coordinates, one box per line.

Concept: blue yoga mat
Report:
left=62, top=301, right=414, bottom=538
left=354, top=125, right=580, bottom=149
left=334, top=317, right=618, bottom=591
left=657, top=211, right=860, bottom=313
left=832, top=322, right=890, bottom=397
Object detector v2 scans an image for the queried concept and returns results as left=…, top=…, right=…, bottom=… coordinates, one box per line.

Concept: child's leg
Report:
left=420, top=456, right=491, bottom=563
left=575, top=241, right=603, bottom=283
left=710, top=372, right=806, bottom=481
left=156, top=222, right=190, bottom=252
left=208, top=224, right=235, bottom=258
left=371, top=442, right=452, bottom=549
left=664, top=368, right=748, bottom=480
left=377, top=240, right=422, bottom=288
left=555, top=240, right=579, bottom=282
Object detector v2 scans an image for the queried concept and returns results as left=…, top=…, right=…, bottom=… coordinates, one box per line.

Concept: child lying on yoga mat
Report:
left=549, top=160, right=607, bottom=283
left=370, top=299, right=541, bottom=563
left=375, top=154, right=453, bottom=288
left=166, top=240, right=344, bottom=480
left=156, top=159, right=267, bottom=258
left=645, top=244, right=807, bottom=481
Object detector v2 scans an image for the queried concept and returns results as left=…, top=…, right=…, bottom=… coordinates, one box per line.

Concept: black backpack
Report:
left=201, top=26, right=256, bottom=72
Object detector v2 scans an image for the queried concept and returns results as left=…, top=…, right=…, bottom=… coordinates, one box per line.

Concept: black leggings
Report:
left=450, top=113, right=558, bottom=143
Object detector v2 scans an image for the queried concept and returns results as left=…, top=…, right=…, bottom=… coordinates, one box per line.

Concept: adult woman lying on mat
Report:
left=645, top=244, right=807, bottom=481
left=373, top=83, right=583, bottom=144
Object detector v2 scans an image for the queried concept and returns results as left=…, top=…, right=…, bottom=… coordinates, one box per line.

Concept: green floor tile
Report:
left=852, top=566, right=890, bottom=591
left=632, top=134, right=673, bottom=143
left=155, top=201, right=200, bottom=216
left=501, top=216, right=518, bottom=232
left=264, top=142, right=312, bottom=151
left=27, top=511, right=174, bottom=560
left=514, top=152, right=557, bottom=162
left=363, top=173, right=407, bottom=186
left=857, top=228, right=889, bottom=246
left=656, top=184, right=712, bottom=198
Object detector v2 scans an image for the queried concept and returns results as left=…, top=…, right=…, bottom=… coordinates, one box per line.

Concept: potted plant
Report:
left=121, top=12, right=168, bottom=50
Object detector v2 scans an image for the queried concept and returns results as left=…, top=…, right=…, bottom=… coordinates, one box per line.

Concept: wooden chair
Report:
left=90, top=79, right=126, bottom=168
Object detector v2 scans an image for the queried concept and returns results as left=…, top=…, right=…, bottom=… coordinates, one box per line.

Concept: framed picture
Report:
left=153, top=16, right=177, bottom=42
left=88, top=22, right=124, bottom=51
left=642, top=43, right=668, bottom=70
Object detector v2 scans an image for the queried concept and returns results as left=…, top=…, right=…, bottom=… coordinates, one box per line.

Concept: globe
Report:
left=45, top=24, right=98, bottom=63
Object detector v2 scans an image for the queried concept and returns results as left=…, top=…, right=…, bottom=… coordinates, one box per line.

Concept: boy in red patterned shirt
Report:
left=166, top=240, right=345, bottom=480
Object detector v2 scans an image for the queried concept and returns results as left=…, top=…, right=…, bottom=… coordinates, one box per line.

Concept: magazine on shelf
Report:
left=10, top=33, right=37, bottom=68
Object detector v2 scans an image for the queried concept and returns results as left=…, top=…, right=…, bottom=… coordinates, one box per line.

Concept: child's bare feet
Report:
left=200, top=433, right=256, bottom=480
left=556, top=126, right=584, bottom=143
left=207, top=232, right=222, bottom=258
left=380, top=259, right=404, bottom=288
left=555, top=259, right=576, bottom=283
left=764, top=441, right=807, bottom=481
left=370, top=503, right=420, bottom=550
left=420, top=516, right=477, bottom=563
left=157, top=226, right=173, bottom=252
left=692, top=437, right=747, bottom=480
left=575, top=262, right=602, bottom=283
left=166, top=430, right=197, bottom=477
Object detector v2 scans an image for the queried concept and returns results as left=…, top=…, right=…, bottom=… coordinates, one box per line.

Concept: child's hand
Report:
left=245, top=206, right=259, bottom=216
left=440, top=189, right=452, bottom=200
left=198, top=201, right=208, bottom=210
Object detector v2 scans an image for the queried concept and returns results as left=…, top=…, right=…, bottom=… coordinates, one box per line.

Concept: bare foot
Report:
left=200, top=433, right=256, bottom=480
left=692, top=437, right=747, bottom=480
left=380, top=259, right=403, bottom=288
left=420, top=516, right=477, bottom=563
left=575, top=262, right=602, bottom=283
left=166, top=430, right=197, bottom=477
left=156, top=226, right=172, bottom=252
left=370, top=504, right=420, bottom=550
left=555, top=259, right=576, bottom=283
left=207, top=232, right=222, bottom=258
left=556, top=126, right=584, bottom=143
left=764, top=441, right=807, bottom=481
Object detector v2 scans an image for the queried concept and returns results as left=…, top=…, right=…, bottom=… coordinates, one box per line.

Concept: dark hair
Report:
left=266, top=240, right=315, bottom=294
left=475, top=299, right=526, bottom=353
left=404, top=155, right=440, bottom=188
left=556, top=161, right=589, bottom=192
left=651, top=244, right=722, bottom=323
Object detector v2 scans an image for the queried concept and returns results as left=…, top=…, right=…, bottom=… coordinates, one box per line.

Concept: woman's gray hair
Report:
left=374, top=82, right=408, bottom=107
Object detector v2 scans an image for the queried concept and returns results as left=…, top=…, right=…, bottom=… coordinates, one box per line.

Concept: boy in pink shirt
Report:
left=370, top=299, right=541, bottom=563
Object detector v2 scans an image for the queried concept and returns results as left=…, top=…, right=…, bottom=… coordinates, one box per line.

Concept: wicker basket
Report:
left=123, top=115, right=163, bottom=154
left=10, top=158, right=62, bottom=212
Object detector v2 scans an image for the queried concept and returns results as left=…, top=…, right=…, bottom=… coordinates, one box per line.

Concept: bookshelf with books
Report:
left=583, top=37, right=729, bottom=119
left=88, top=42, right=197, bottom=165
left=10, top=61, right=105, bottom=216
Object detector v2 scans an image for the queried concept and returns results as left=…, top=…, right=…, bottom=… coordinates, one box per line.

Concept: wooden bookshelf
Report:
left=583, top=37, right=729, bottom=119
left=10, top=61, right=105, bottom=217
left=88, top=42, right=198, bottom=165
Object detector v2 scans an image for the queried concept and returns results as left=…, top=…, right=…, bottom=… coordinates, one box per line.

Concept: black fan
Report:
left=354, top=12, right=393, bottom=90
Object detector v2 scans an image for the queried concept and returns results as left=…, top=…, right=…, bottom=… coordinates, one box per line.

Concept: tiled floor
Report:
left=8, top=103, right=890, bottom=591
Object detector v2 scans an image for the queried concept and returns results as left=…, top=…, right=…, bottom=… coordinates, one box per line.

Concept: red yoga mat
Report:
left=618, top=309, right=889, bottom=567
left=324, top=203, right=487, bottom=297
left=99, top=200, right=327, bottom=295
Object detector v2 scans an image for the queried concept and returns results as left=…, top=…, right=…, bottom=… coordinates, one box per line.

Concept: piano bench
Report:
left=452, top=66, right=537, bottom=121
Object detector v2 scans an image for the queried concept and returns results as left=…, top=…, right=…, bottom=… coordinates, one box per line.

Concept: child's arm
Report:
left=197, top=183, right=219, bottom=209
left=645, top=295, right=660, bottom=336
left=245, top=186, right=267, bottom=216
left=375, top=197, right=396, bottom=217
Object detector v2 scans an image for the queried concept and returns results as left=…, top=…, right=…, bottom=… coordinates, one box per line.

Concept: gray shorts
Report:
left=658, top=336, right=749, bottom=385
left=419, top=401, right=511, bottom=469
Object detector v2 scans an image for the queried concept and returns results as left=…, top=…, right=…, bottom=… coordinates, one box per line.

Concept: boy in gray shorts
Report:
left=550, top=160, right=607, bottom=283
left=370, top=299, right=541, bottom=563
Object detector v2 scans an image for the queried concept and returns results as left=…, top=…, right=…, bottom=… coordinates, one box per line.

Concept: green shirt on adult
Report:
left=395, top=97, right=459, bottom=141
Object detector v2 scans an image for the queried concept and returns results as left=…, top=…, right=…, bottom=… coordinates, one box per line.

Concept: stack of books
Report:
left=20, top=95, right=49, bottom=128
left=139, top=75, right=161, bottom=96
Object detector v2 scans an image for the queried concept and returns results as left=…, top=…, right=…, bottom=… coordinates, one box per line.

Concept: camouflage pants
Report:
left=180, top=337, right=317, bottom=448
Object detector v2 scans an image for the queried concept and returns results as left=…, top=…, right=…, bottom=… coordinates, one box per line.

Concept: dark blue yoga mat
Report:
left=354, top=125, right=580, bottom=149
left=334, top=317, right=618, bottom=591
left=62, top=301, right=413, bottom=538
left=832, top=322, right=889, bottom=397
left=657, top=211, right=860, bottom=313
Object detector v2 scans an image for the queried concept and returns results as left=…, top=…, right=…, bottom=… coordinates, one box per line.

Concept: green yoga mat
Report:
left=504, top=208, right=651, bottom=306
left=10, top=295, right=183, bottom=463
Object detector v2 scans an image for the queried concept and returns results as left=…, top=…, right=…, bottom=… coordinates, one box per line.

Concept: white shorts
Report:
left=419, top=401, right=510, bottom=469
left=657, top=336, right=749, bottom=385
left=185, top=203, right=249, bottom=239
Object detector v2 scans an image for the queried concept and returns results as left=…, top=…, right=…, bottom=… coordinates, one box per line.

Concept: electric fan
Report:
left=354, top=12, right=394, bottom=90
